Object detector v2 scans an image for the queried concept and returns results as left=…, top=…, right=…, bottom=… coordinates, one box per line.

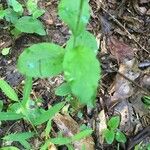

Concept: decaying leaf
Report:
left=98, top=110, right=107, bottom=144
left=109, top=59, right=140, bottom=103
left=53, top=113, right=95, bottom=150
left=107, top=36, right=134, bottom=63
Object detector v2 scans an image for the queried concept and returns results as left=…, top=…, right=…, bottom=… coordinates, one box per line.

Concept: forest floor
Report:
left=0, top=0, right=150, bottom=150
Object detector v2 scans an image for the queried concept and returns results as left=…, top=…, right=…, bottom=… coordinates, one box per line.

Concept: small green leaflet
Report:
left=15, top=16, right=46, bottom=35
left=0, top=146, right=20, bottom=150
left=104, top=129, right=115, bottom=144
left=3, top=132, right=34, bottom=149
left=66, top=31, right=98, bottom=54
left=108, top=116, right=120, bottom=130
left=71, top=129, right=93, bottom=141
left=1, top=47, right=10, bottom=56
left=115, top=130, right=126, bottom=143
left=8, top=0, right=23, bottom=13
left=3, top=132, right=34, bottom=141
left=0, top=100, right=3, bottom=111
left=50, top=137, right=72, bottom=145
left=32, top=102, right=65, bottom=125
left=55, top=82, right=71, bottom=96
left=63, top=46, right=100, bottom=106
left=17, top=43, right=65, bottom=78
left=58, top=0, right=90, bottom=35
left=0, top=112, right=23, bottom=121
left=0, top=10, right=5, bottom=19
left=0, top=79, right=19, bottom=101
left=27, top=0, right=45, bottom=19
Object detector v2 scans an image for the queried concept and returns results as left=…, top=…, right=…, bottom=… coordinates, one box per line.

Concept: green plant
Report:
left=103, top=116, right=127, bottom=145
left=141, top=96, right=150, bottom=108
left=17, top=0, right=101, bottom=107
left=0, top=0, right=46, bottom=36
left=0, top=0, right=100, bottom=149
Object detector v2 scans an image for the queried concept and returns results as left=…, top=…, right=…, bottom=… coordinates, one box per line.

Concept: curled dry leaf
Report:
left=107, top=36, right=134, bottom=63
left=98, top=110, right=107, bottom=144
left=109, top=59, right=140, bottom=103
left=53, top=113, right=95, bottom=150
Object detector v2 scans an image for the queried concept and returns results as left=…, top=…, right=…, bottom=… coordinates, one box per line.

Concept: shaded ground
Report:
left=0, top=0, right=150, bottom=149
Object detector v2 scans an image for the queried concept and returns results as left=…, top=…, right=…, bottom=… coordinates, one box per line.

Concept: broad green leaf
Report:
left=0, top=79, right=18, bottom=101
left=32, top=102, right=65, bottom=125
left=4, top=8, right=20, bottom=24
left=63, top=46, right=100, bottom=106
left=8, top=0, right=23, bottom=13
left=1, top=47, right=10, bottom=55
left=104, top=129, right=115, bottom=144
left=58, top=0, right=90, bottom=35
left=15, top=16, right=46, bottom=35
left=66, top=31, right=98, bottom=53
left=0, top=146, right=19, bottom=150
left=17, top=43, right=65, bottom=78
left=3, top=132, right=34, bottom=141
left=55, top=82, right=71, bottom=96
left=0, top=112, right=23, bottom=121
left=0, top=10, right=5, bottom=19
left=50, top=137, right=72, bottom=145
left=71, top=129, right=93, bottom=141
left=108, top=116, right=120, bottom=130
left=115, top=131, right=127, bottom=143
left=0, top=100, right=3, bottom=111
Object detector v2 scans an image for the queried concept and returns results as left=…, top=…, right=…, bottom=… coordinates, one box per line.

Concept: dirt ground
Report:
left=0, top=0, right=150, bottom=149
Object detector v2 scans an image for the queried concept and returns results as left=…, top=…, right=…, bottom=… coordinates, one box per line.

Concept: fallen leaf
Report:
left=98, top=110, right=107, bottom=144
left=107, top=36, right=134, bottom=63
left=53, top=113, right=95, bottom=150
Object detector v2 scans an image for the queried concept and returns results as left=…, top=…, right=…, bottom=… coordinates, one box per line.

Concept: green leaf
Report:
left=0, top=146, right=20, bottom=150
left=71, top=129, right=93, bottom=141
left=58, top=0, right=90, bottom=35
left=0, top=79, right=19, bottom=102
left=63, top=46, right=100, bottom=106
left=1, top=47, right=10, bottom=55
left=104, top=129, right=115, bottom=144
left=50, top=137, right=72, bottom=145
left=3, top=132, right=34, bottom=141
left=15, top=16, right=46, bottom=35
left=8, top=0, right=23, bottom=13
left=0, top=112, right=23, bottom=121
left=4, top=8, right=20, bottom=24
left=115, top=130, right=127, bottom=143
left=108, top=116, right=120, bottom=130
left=66, top=31, right=98, bottom=53
left=0, top=10, right=5, bottom=19
left=32, top=102, right=65, bottom=125
left=0, top=100, right=3, bottom=111
left=19, top=140, right=31, bottom=149
left=27, top=0, right=45, bottom=18
left=55, top=82, right=71, bottom=96
left=17, top=43, right=65, bottom=78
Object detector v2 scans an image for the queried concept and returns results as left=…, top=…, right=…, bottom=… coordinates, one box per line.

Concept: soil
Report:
left=0, top=0, right=150, bottom=149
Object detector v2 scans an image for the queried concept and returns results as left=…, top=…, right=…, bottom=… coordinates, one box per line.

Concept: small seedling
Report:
left=103, top=116, right=127, bottom=144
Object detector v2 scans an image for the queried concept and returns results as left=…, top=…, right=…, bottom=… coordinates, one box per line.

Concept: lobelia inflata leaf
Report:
left=66, top=31, right=99, bottom=54
left=17, top=43, right=65, bottom=78
left=15, top=16, right=46, bottom=35
left=63, top=46, right=100, bottom=106
left=58, top=0, right=90, bottom=35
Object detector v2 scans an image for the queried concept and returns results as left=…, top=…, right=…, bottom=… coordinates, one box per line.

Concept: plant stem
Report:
left=22, top=76, right=32, bottom=106
left=73, top=0, right=84, bottom=47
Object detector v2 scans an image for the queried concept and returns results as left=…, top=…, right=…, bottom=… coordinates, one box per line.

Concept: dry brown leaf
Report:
left=98, top=110, right=107, bottom=144
left=107, top=36, right=134, bottom=63
left=110, top=59, right=140, bottom=103
left=53, top=114, right=95, bottom=150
